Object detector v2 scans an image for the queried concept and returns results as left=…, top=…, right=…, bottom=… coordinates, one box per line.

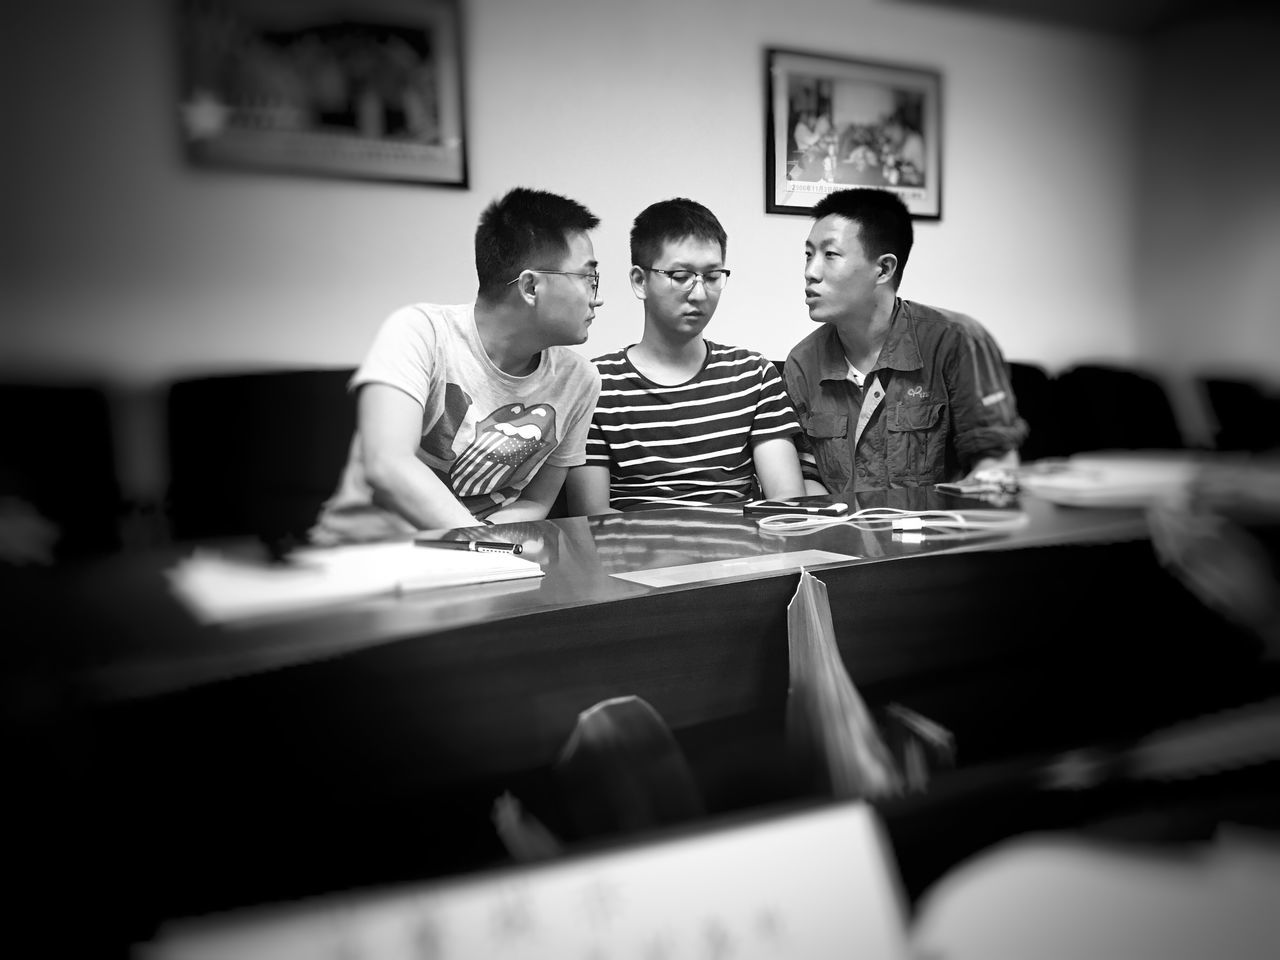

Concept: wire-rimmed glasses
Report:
left=507, top=269, right=601, bottom=297
left=643, top=267, right=731, bottom=293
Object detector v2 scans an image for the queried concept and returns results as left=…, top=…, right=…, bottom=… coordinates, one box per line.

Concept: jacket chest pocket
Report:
left=801, top=411, right=848, bottom=439
left=887, top=402, right=947, bottom=482
left=801, top=411, right=851, bottom=486
left=888, top=402, right=943, bottom=433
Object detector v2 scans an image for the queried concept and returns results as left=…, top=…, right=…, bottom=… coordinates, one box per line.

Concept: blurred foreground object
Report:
left=552, top=695, right=705, bottom=840
left=912, top=825, right=1280, bottom=960
left=0, top=496, right=59, bottom=567
left=1019, top=451, right=1202, bottom=508
left=494, top=695, right=705, bottom=862
left=786, top=569, right=901, bottom=799
left=1149, top=457, right=1280, bottom=661
left=142, top=802, right=912, bottom=960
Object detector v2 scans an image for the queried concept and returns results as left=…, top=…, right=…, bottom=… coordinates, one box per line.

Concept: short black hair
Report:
left=811, top=188, right=913, bottom=289
left=630, top=198, right=727, bottom=268
left=475, top=187, right=600, bottom=300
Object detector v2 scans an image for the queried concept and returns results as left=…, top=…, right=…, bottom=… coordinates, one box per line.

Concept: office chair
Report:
left=165, top=368, right=356, bottom=542
left=1052, top=363, right=1186, bottom=455
left=1006, top=360, right=1060, bottom=462
left=0, top=381, right=122, bottom=559
left=1200, top=374, right=1280, bottom=453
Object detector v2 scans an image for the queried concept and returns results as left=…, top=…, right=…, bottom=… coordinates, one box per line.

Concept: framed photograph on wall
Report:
left=765, top=48, right=941, bottom=218
left=177, top=0, right=467, bottom=187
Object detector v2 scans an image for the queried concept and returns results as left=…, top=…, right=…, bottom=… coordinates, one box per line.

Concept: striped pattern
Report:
left=586, top=343, right=800, bottom=509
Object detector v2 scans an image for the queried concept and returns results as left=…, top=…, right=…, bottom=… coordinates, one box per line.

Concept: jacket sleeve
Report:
left=783, top=356, right=824, bottom=484
left=944, top=321, right=1028, bottom=467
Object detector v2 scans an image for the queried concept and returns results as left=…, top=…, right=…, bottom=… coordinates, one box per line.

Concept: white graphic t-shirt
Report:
left=312, top=303, right=600, bottom=544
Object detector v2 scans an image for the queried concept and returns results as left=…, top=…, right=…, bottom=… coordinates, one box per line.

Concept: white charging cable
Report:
left=755, top=506, right=1029, bottom=540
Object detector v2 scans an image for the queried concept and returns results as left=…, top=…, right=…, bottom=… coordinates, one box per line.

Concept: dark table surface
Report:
left=9, top=488, right=1275, bottom=953
left=29, top=488, right=1149, bottom=703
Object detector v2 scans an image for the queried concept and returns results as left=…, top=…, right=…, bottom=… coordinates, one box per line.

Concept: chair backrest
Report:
left=0, top=381, right=122, bottom=559
left=1199, top=375, right=1280, bottom=453
left=1052, top=363, right=1185, bottom=455
left=1006, top=361, right=1060, bottom=462
left=165, top=369, right=357, bottom=542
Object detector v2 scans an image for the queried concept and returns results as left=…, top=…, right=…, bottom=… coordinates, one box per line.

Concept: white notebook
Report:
left=167, top=540, right=543, bottom=624
left=140, top=801, right=911, bottom=960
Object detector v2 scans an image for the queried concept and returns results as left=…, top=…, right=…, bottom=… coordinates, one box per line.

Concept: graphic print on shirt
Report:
left=450, top=402, right=558, bottom=497
left=419, top=382, right=474, bottom=461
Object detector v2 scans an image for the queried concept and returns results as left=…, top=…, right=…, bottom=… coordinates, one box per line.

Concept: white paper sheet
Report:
left=141, top=801, right=911, bottom=960
left=611, top=550, right=858, bottom=587
left=167, top=541, right=544, bottom=624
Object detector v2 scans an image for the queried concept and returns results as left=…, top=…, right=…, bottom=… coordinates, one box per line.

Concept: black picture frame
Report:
left=766, top=48, right=941, bottom=219
left=178, top=0, right=468, bottom=188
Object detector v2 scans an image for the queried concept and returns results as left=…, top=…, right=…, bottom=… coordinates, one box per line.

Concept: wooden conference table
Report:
left=9, top=487, right=1270, bottom=945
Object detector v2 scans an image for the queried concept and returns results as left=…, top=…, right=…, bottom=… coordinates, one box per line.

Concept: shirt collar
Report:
left=815, top=298, right=922, bottom=383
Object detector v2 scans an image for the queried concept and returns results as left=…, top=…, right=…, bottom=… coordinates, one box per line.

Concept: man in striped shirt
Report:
left=566, top=199, right=807, bottom=514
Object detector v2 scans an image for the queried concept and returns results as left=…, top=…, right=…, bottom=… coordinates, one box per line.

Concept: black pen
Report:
left=416, top=539, right=523, bottom=555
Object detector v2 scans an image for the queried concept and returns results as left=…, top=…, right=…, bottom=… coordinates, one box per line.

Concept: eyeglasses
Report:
left=644, top=267, right=731, bottom=293
left=507, top=269, right=601, bottom=297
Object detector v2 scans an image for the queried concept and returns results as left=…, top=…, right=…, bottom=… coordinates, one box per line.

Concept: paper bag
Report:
left=787, top=569, right=901, bottom=799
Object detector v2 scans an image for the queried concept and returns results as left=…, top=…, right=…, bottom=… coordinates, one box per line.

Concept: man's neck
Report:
left=630, top=326, right=706, bottom=384
left=474, top=299, right=541, bottom=377
left=834, top=293, right=897, bottom=374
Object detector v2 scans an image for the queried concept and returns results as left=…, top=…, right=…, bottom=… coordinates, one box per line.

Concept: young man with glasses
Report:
left=311, top=187, right=604, bottom=543
left=785, top=188, right=1025, bottom=494
left=566, top=198, right=806, bottom=514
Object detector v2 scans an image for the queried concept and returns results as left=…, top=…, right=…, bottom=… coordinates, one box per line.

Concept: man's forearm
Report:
left=367, top=455, right=482, bottom=531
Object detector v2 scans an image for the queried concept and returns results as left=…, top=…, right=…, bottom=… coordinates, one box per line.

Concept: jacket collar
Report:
left=816, top=298, right=922, bottom=383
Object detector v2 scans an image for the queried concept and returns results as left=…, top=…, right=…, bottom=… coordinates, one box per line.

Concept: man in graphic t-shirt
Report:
left=311, top=187, right=603, bottom=543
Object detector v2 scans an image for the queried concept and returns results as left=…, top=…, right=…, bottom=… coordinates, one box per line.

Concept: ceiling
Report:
left=892, top=0, right=1266, bottom=36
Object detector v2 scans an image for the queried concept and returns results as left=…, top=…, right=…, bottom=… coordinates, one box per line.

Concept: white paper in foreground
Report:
left=142, top=801, right=911, bottom=960
left=167, top=540, right=543, bottom=623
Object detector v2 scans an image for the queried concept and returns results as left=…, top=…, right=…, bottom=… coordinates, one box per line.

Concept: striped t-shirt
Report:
left=585, top=342, right=801, bottom=510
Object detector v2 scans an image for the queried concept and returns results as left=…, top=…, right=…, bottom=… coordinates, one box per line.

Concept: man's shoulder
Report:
left=786, top=324, right=834, bottom=365
left=901, top=298, right=987, bottom=336
left=543, top=346, right=602, bottom=389
left=705, top=341, right=766, bottom=363
left=589, top=346, right=630, bottom=368
left=381, top=301, right=472, bottom=338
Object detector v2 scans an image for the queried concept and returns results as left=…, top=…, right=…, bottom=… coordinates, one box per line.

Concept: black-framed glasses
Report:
left=644, top=267, right=731, bottom=293
left=507, top=269, right=601, bottom=297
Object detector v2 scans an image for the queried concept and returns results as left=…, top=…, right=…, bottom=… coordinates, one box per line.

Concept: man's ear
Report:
left=876, top=254, right=899, bottom=286
left=629, top=265, right=648, bottom=301
left=513, top=270, right=539, bottom=306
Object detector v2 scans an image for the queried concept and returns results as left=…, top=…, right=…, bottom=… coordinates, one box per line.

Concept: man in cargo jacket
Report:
left=784, top=188, right=1026, bottom=494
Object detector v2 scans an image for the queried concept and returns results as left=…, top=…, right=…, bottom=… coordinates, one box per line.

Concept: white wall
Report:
left=1134, top=12, right=1280, bottom=381
left=40, top=1, right=1280, bottom=498
left=6, top=0, right=1143, bottom=391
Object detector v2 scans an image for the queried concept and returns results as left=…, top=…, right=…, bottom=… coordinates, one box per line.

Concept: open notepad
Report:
left=167, top=540, right=544, bottom=624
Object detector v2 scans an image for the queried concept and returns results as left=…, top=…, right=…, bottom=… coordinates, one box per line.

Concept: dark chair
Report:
left=1006, top=360, right=1060, bottom=462
left=1199, top=374, right=1280, bottom=453
left=1051, top=363, right=1186, bottom=456
left=165, top=369, right=357, bottom=542
left=0, top=381, right=122, bottom=560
